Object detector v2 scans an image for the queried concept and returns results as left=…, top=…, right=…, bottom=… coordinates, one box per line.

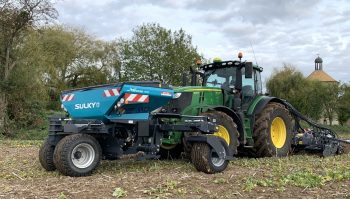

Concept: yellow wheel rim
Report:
left=213, top=125, right=230, bottom=145
left=270, top=117, right=287, bottom=148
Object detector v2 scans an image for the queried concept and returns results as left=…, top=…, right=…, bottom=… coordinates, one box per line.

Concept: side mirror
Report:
left=236, top=69, right=242, bottom=90
left=190, top=66, right=196, bottom=74
left=245, top=62, right=253, bottom=78
left=190, top=66, right=197, bottom=86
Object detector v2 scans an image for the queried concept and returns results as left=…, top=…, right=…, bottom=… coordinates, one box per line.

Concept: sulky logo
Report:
left=75, top=102, right=100, bottom=110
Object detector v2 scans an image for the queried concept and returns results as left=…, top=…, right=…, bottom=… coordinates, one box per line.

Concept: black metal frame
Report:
left=283, top=100, right=350, bottom=156
left=46, top=112, right=233, bottom=161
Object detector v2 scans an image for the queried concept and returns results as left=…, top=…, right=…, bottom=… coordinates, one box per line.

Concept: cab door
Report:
left=241, top=68, right=255, bottom=110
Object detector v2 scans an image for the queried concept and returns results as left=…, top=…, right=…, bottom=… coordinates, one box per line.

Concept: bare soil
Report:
left=0, top=142, right=350, bottom=199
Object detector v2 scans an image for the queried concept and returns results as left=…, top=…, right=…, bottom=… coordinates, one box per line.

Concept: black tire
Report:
left=53, top=134, right=102, bottom=177
left=39, top=138, right=56, bottom=171
left=253, top=102, right=292, bottom=157
left=191, top=143, right=228, bottom=173
left=200, top=111, right=239, bottom=155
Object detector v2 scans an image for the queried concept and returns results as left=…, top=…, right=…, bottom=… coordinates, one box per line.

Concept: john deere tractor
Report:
left=160, top=54, right=293, bottom=166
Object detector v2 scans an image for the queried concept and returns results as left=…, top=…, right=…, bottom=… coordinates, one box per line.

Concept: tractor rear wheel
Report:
left=253, top=102, right=292, bottom=157
left=53, top=134, right=102, bottom=177
left=39, top=138, right=56, bottom=171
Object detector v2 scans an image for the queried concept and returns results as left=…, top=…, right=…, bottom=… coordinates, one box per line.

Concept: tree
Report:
left=266, top=64, right=324, bottom=120
left=337, top=84, right=350, bottom=126
left=266, top=64, right=309, bottom=113
left=266, top=64, right=344, bottom=125
left=0, top=24, right=121, bottom=136
left=319, top=82, right=341, bottom=125
left=301, top=80, right=325, bottom=121
left=0, top=0, right=57, bottom=133
left=119, top=23, right=200, bottom=86
left=22, top=26, right=120, bottom=109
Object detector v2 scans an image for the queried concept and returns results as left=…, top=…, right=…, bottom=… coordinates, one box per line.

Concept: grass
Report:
left=237, top=154, right=350, bottom=191
left=1, top=140, right=350, bottom=198
left=0, top=124, right=349, bottom=198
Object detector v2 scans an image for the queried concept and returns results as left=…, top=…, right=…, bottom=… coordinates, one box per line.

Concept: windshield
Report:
left=204, top=67, right=236, bottom=90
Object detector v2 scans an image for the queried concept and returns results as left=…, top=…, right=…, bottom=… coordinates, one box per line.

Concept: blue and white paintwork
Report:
left=61, top=84, right=174, bottom=123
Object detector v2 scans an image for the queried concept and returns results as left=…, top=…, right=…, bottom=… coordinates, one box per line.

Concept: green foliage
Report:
left=6, top=56, right=48, bottom=129
left=57, top=192, right=68, bottom=199
left=120, top=23, right=200, bottom=86
left=281, top=171, right=324, bottom=188
left=25, top=26, right=120, bottom=109
left=320, top=82, right=341, bottom=125
left=326, top=124, right=350, bottom=138
left=142, top=179, right=178, bottom=198
left=266, top=64, right=343, bottom=123
left=0, top=0, right=57, bottom=135
left=337, top=84, right=350, bottom=125
left=301, top=80, right=325, bottom=120
left=266, top=64, right=321, bottom=119
left=1, top=24, right=120, bottom=136
left=112, top=187, right=128, bottom=198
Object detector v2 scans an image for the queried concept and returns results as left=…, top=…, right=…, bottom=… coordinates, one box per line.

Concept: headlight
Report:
left=116, top=98, right=125, bottom=108
left=173, top=92, right=182, bottom=99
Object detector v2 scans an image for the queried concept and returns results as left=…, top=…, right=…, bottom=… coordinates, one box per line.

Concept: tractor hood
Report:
left=162, top=86, right=224, bottom=115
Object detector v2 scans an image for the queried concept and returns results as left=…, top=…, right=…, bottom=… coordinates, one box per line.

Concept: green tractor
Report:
left=160, top=53, right=293, bottom=172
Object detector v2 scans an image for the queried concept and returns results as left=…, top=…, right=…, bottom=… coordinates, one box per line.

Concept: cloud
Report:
left=54, top=0, right=350, bottom=83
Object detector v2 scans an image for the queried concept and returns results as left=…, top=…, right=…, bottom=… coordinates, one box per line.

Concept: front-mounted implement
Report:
left=39, top=81, right=233, bottom=176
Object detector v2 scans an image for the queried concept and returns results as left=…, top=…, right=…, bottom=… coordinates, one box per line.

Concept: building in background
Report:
left=307, top=56, right=338, bottom=125
left=307, top=56, right=337, bottom=83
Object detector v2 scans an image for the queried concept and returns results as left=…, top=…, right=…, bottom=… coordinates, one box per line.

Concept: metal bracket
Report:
left=186, top=135, right=234, bottom=160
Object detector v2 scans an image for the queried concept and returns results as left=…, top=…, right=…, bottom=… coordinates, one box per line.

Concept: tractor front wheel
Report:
left=253, top=102, right=292, bottom=157
left=191, top=143, right=228, bottom=173
left=190, top=111, right=239, bottom=173
left=53, top=134, right=102, bottom=177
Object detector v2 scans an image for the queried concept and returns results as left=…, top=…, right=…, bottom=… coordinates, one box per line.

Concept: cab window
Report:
left=255, top=70, right=262, bottom=94
left=204, top=67, right=236, bottom=90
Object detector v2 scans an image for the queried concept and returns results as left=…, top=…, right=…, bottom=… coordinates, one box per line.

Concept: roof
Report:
left=306, top=70, right=337, bottom=82
left=200, top=60, right=263, bottom=72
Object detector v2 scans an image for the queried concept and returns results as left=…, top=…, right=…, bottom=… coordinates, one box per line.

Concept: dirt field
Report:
left=1, top=140, right=350, bottom=199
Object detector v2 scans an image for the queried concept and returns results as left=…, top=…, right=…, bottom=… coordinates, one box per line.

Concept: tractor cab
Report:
left=196, top=53, right=263, bottom=110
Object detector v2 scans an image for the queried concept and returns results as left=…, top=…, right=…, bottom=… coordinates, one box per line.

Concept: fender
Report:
left=250, top=96, right=286, bottom=116
left=186, top=135, right=234, bottom=160
left=241, top=96, right=287, bottom=141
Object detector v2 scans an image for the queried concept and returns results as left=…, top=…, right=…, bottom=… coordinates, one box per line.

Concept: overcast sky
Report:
left=55, top=0, right=350, bottom=84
